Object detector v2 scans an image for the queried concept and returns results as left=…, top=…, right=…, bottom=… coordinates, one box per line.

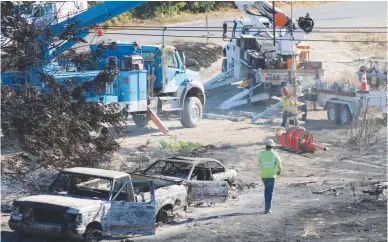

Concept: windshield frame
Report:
left=48, top=172, right=119, bottom=201
left=142, top=160, right=194, bottom=180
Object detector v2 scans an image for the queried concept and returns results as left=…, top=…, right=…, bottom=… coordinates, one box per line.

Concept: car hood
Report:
left=14, top=194, right=106, bottom=213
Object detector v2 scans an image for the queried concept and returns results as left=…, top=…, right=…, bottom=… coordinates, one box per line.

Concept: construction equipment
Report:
left=276, top=127, right=327, bottom=153
left=13, top=1, right=88, bottom=26
left=2, top=1, right=206, bottom=133
left=205, top=1, right=323, bottom=110
left=304, top=75, right=387, bottom=126
left=357, top=58, right=387, bottom=90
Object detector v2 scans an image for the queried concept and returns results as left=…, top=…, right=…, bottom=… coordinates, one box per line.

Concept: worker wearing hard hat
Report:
left=280, top=86, right=296, bottom=127
left=258, top=139, right=282, bottom=214
left=280, top=85, right=308, bottom=127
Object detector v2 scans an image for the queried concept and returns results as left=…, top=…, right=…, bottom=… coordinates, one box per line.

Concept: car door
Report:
left=207, top=160, right=236, bottom=184
left=109, top=180, right=156, bottom=236
left=187, top=162, right=229, bottom=205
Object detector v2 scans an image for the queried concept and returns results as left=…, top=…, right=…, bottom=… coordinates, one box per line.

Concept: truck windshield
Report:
left=13, top=4, right=33, bottom=15
left=143, top=161, right=193, bottom=180
left=49, top=173, right=113, bottom=200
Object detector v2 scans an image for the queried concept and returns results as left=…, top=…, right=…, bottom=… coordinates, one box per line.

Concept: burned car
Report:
left=129, top=156, right=238, bottom=222
left=9, top=157, right=237, bottom=240
left=9, top=168, right=158, bottom=240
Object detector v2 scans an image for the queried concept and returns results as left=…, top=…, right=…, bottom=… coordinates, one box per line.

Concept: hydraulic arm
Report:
left=44, top=1, right=146, bottom=61
left=234, top=1, right=314, bottom=41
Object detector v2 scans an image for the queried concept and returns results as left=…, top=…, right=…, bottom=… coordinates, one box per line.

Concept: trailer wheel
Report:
left=132, top=112, right=150, bottom=127
left=222, top=58, right=227, bottom=72
left=327, top=104, right=340, bottom=124
left=339, top=105, right=352, bottom=125
left=180, top=97, right=202, bottom=128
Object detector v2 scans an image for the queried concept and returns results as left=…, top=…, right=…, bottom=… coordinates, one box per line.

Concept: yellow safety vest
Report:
left=258, top=150, right=282, bottom=178
left=282, top=97, right=297, bottom=112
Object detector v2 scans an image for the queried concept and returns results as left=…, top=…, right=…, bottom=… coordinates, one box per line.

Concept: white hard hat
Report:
left=265, top=139, right=275, bottom=147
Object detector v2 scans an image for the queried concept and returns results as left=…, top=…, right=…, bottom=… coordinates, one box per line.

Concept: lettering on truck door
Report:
left=108, top=181, right=156, bottom=236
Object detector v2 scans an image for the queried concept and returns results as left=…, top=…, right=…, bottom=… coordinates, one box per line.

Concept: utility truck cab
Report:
left=87, top=42, right=205, bottom=128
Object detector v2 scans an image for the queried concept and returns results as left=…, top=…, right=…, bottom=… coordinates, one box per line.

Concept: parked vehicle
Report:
left=3, top=1, right=205, bottom=132
left=9, top=159, right=238, bottom=240
left=130, top=156, right=238, bottom=222
left=13, top=1, right=88, bottom=26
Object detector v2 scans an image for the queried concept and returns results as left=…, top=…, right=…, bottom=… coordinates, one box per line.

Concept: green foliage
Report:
left=160, top=139, right=203, bottom=152
left=93, top=1, right=234, bottom=26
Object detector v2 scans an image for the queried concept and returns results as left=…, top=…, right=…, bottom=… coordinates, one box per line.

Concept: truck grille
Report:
left=33, top=208, right=64, bottom=224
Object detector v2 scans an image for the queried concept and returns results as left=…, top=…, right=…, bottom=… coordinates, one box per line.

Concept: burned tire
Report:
left=180, top=97, right=202, bottom=128
left=132, top=112, right=150, bottom=128
left=156, top=208, right=174, bottom=223
left=327, top=104, right=340, bottom=124
left=82, top=228, right=102, bottom=242
left=339, top=105, right=352, bottom=125
left=222, top=58, right=227, bottom=72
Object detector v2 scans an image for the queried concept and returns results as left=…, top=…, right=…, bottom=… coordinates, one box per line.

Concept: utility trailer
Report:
left=305, top=86, right=387, bottom=126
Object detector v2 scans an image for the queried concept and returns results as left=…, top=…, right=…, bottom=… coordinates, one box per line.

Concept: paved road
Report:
left=83, top=1, right=387, bottom=47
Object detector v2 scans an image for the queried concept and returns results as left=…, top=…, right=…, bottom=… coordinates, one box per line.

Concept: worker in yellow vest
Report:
left=258, top=139, right=282, bottom=214
left=280, top=86, right=307, bottom=127
left=280, top=86, right=296, bottom=127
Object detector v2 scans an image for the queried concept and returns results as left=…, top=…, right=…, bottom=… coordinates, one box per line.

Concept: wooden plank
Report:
left=149, top=109, right=169, bottom=135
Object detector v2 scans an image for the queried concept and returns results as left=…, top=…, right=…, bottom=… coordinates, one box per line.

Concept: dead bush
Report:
left=345, top=99, right=386, bottom=149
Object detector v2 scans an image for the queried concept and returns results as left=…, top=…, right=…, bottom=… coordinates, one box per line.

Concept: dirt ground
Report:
left=1, top=7, right=387, bottom=242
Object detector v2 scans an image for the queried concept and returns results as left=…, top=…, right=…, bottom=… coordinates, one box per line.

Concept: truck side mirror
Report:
left=182, top=51, right=186, bottom=72
left=222, top=22, right=227, bottom=40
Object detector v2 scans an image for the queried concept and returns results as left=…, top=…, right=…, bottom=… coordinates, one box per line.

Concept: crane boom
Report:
left=46, top=1, right=146, bottom=60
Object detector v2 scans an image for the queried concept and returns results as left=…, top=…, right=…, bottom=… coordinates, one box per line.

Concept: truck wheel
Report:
left=327, top=104, right=340, bottom=124
left=180, top=97, right=202, bottom=128
left=132, top=112, right=150, bottom=128
left=339, top=105, right=352, bottom=125
left=222, top=58, right=227, bottom=73
left=82, top=228, right=102, bottom=242
left=156, top=208, right=174, bottom=223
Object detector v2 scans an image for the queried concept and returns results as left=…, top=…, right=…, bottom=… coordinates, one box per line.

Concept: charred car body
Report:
left=131, top=156, right=238, bottom=222
left=9, top=157, right=237, bottom=240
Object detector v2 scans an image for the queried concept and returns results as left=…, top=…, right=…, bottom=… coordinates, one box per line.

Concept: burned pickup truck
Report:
left=9, top=157, right=237, bottom=241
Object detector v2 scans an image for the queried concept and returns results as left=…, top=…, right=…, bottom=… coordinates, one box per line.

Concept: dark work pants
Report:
left=262, top=178, right=275, bottom=210
left=281, top=104, right=308, bottom=127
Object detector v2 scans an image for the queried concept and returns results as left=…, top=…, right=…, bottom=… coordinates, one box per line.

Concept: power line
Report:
left=96, top=27, right=387, bottom=34
left=89, top=31, right=388, bottom=43
left=94, top=25, right=388, bottom=30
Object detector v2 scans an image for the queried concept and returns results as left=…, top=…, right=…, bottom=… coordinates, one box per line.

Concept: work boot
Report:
left=264, top=209, right=272, bottom=214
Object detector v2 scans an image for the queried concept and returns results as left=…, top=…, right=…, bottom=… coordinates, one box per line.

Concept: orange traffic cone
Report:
left=358, top=69, right=369, bottom=93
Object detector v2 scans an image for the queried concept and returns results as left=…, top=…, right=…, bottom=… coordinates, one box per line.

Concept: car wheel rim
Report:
left=191, top=105, right=199, bottom=120
left=329, top=108, right=336, bottom=121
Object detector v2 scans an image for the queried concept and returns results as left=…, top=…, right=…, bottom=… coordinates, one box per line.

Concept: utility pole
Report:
left=272, top=0, right=275, bottom=47
left=289, top=1, right=298, bottom=126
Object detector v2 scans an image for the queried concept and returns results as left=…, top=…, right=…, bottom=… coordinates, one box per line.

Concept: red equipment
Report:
left=281, top=86, right=289, bottom=97
left=276, top=127, right=327, bottom=153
